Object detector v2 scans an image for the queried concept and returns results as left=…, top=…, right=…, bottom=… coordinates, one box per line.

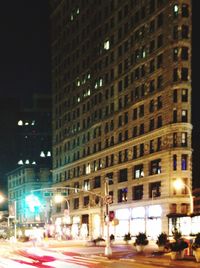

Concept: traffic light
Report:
left=25, top=194, right=41, bottom=212
left=109, top=211, right=115, bottom=221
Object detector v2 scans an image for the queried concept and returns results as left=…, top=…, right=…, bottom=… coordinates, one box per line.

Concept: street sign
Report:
left=44, top=192, right=54, bottom=197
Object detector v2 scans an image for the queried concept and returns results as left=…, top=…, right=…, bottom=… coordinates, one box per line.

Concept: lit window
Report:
left=99, top=78, right=103, bottom=87
left=77, top=97, right=80, bottom=103
left=87, top=89, right=91, bottom=96
left=32, top=161, right=36, bottom=165
left=18, top=160, right=23, bottom=165
left=86, top=163, right=91, bottom=174
left=18, top=120, right=23, bottom=126
left=31, top=121, right=35, bottom=126
left=173, top=4, right=179, bottom=16
left=77, top=80, right=81, bottom=86
left=70, top=14, right=74, bottom=21
left=47, top=151, right=51, bottom=157
left=104, top=40, right=110, bottom=50
left=76, top=8, right=80, bottom=15
left=87, top=73, right=91, bottom=79
left=40, top=151, right=45, bottom=157
left=25, top=122, right=29, bottom=125
left=25, top=160, right=30, bottom=164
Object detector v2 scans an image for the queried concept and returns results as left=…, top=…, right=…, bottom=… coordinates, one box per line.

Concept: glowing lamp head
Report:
left=173, top=179, right=184, bottom=190
left=54, top=195, right=64, bottom=203
left=0, top=195, right=4, bottom=203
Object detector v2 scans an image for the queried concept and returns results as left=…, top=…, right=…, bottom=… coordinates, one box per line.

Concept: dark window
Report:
left=133, top=185, right=143, bottom=200
left=149, top=80, right=155, bottom=92
left=140, top=143, right=144, bottom=157
left=133, top=145, right=137, bottom=159
left=118, top=188, right=128, bottom=202
left=118, top=80, right=123, bottom=92
left=173, top=25, right=178, bottom=39
left=149, top=181, right=161, bottom=198
left=149, top=59, right=155, bottom=73
left=118, top=115, right=122, bottom=127
left=139, top=105, right=144, bottom=117
left=182, top=4, right=189, bottom=17
left=157, top=115, right=162, bottom=128
left=118, top=168, right=128, bottom=182
left=94, top=176, right=101, bottom=188
left=149, top=118, right=154, bottom=131
left=173, top=89, right=177, bottom=102
left=118, top=151, right=122, bottom=163
left=139, top=123, right=144, bottom=135
left=83, top=196, right=89, bottom=207
left=182, top=25, right=189, bottom=39
left=124, top=129, right=128, bottom=140
left=134, top=164, right=144, bottom=179
left=150, top=159, right=161, bottom=175
left=181, top=47, right=189, bottom=60
left=133, top=126, right=137, bottom=137
left=118, top=132, right=122, bottom=143
left=73, top=198, right=79, bottom=209
left=157, top=54, right=163, bottom=68
left=149, top=99, right=154, bottom=113
left=157, top=13, right=164, bottom=28
left=133, top=108, right=137, bottom=120
left=124, top=112, right=128, bottom=124
left=149, top=40, right=155, bottom=53
left=173, top=68, right=178, bottom=82
left=181, top=68, right=188, bottom=81
left=157, top=137, right=162, bottom=151
left=173, top=109, right=177, bottom=123
left=157, top=75, right=163, bottom=90
left=157, top=34, right=163, bottom=47
left=173, top=155, right=177, bottom=170
left=157, top=96, right=162, bottom=109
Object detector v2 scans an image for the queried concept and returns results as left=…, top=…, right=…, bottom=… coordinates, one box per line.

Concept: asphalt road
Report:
left=0, top=240, right=198, bottom=267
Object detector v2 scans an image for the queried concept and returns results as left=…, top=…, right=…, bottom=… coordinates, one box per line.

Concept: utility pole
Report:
left=104, top=177, right=112, bottom=256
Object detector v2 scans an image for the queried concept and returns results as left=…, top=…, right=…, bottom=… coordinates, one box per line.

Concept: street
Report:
left=0, top=240, right=198, bottom=268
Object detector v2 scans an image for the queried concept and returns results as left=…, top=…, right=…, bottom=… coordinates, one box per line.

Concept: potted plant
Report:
left=156, top=232, right=169, bottom=252
left=134, top=232, right=149, bottom=252
left=168, top=230, right=188, bottom=260
left=192, top=233, right=200, bottom=262
left=124, top=232, right=131, bottom=244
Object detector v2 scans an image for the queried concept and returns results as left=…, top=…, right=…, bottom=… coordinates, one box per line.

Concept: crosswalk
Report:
left=0, top=248, right=107, bottom=268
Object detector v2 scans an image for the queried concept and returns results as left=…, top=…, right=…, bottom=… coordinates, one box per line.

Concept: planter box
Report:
left=194, top=248, right=200, bottom=263
left=171, top=250, right=185, bottom=260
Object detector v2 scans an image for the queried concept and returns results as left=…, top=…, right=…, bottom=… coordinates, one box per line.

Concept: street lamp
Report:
left=104, top=177, right=112, bottom=256
left=173, top=179, right=193, bottom=214
left=54, top=194, right=70, bottom=212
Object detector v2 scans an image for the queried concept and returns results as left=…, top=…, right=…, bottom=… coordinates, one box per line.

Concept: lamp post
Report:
left=173, top=179, right=193, bottom=214
left=104, top=177, right=112, bottom=256
left=54, top=194, right=70, bottom=212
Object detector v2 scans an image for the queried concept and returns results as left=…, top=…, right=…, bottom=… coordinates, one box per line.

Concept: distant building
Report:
left=6, top=93, right=52, bottom=223
left=7, top=165, right=51, bottom=224
left=50, top=0, right=192, bottom=238
left=16, top=94, right=52, bottom=168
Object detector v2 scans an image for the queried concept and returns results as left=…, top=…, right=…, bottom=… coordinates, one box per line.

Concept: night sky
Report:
left=0, top=1, right=50, bottom=97
left=0, top=1, right=199, bottom=186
